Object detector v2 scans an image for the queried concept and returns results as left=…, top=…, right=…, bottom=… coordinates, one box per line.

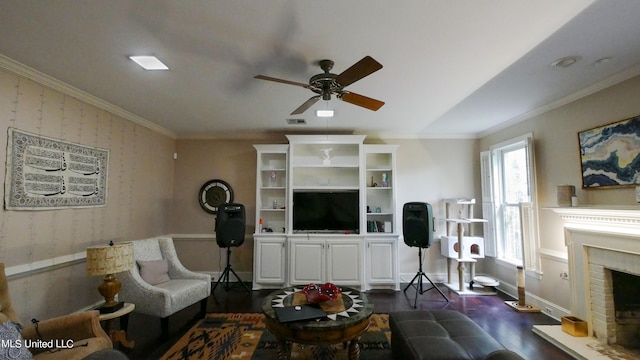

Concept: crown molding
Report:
left=354, top=130, right=479, bottom=140
left=479, top=63, right=640, bottom=138
left=0, top=54, right=176, bottom=139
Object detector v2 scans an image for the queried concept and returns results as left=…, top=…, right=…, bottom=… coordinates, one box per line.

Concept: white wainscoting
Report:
left=5, top=251, right=86, bottom=279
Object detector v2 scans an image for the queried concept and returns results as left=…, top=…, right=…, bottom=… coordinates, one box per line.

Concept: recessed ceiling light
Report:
left=316, top=109, right=334, bottom=118
left=129, top=55, right=169, bottom=70
left=550, top=56, right=580, bottom=68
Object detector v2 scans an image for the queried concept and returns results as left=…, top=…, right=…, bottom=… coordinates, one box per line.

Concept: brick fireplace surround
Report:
left=550, top=206, right=640, bottom=352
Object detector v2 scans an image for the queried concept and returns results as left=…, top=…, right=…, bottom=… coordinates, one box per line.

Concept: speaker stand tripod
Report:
left=403, top=246, right=449, bottom=308
left=212, top=247, right=250, bottom=295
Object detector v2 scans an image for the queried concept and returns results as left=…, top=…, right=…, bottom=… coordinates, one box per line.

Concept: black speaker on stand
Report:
left=403, top=202, right=449, bottom=307
left=213, top=203, right=250, bottom=295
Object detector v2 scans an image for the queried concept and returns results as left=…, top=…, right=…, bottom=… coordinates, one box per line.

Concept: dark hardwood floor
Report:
left=123, top=283, right=572, bottom=359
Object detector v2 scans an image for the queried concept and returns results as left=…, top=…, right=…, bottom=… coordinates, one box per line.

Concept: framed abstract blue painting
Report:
left=578, top=115, right=640, bottom=188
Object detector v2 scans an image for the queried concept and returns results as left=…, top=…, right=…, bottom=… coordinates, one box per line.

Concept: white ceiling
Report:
left=1, top=0, right=640, bottom=138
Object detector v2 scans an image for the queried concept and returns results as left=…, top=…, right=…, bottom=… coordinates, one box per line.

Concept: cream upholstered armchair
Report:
left=0, top=263, right=112, bottom=360
left=118, top=237, right=211, bottom=339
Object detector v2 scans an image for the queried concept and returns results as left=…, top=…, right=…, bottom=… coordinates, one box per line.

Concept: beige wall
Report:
left=0, top=68, right=175, bottom=321
left=170, top=136, right=287, bottom=275
left=385, top=138, right=481, bottom=279
left=479, top=74, right=640, bottom=313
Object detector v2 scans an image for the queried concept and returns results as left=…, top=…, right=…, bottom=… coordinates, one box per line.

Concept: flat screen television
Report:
left=292, top=190, right=359, bottom=233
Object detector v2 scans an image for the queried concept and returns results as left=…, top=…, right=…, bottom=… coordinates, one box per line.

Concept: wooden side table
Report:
left=99, top=302, right=135, bottom=350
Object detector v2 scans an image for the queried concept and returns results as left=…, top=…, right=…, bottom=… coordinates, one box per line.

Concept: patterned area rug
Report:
left=159, top=313, right=391, bottom=360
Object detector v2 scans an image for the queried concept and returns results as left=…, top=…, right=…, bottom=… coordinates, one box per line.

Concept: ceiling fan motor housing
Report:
left=310, top=73, right=339, bottom=100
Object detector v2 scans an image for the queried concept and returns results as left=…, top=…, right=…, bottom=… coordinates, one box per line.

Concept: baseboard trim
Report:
left=497, top=281, right=569, bottom=321
left=208, top=271, right=253, bottom=284
left=399, top=272, right=447, bottom=284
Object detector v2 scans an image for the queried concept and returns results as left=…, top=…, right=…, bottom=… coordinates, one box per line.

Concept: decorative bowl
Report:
left=302, top=283, right=341, bottom=303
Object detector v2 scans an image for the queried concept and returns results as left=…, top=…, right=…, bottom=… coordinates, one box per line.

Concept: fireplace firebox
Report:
left=611, top=269, right=640, bottom=348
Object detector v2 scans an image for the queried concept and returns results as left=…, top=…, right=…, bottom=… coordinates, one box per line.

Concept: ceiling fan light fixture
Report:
left=316, top=109, right=334, bottom=118
left=129, top=55, right=169, bottom=70
left=550, top=56, right=580, bottom=68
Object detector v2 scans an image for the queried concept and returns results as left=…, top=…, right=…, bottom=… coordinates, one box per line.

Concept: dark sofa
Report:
left=390, top=310, right=525, bottom=360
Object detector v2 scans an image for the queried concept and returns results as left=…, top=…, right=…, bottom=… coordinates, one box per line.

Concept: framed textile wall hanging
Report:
left=4, top=127, right=109, bottom=210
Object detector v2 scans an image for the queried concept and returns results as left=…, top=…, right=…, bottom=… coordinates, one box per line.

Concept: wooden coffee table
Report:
left=262, top=286, right=374, bottom=360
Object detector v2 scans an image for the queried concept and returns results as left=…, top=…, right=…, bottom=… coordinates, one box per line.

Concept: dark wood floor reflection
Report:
left=125, top=284, right=572, bottom=359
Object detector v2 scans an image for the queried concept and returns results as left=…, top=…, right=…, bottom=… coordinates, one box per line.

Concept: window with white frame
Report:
left=481, top=133, right=541, bottom=271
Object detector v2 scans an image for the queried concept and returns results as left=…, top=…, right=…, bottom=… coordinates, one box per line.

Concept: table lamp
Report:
left=86, top=241, right=134, bottom=314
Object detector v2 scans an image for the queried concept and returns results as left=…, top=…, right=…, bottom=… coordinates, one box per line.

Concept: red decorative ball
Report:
left=302, top=283, right=341, bottom=303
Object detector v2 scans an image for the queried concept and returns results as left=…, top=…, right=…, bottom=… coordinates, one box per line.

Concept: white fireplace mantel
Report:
left=549, top=206, right=640, bottom=342
left=548, top=206, right=640, bottom=238
left=548, top=205, right=640, bottom=222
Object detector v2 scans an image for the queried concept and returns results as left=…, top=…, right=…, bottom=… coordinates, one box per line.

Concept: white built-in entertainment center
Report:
left=252, top=135, right=399, bottom=291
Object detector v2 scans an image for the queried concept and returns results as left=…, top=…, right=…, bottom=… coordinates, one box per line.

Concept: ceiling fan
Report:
left=254, top=56, right=385, bottom=115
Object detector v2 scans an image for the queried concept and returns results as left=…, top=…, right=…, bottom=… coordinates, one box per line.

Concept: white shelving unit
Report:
left=363, top=145, right=399, bottom=291
left=253, top=145, right=288, bottom=290
left=254, top=145, right=288, bottom=234
left=252, top=136, right=399, bottom=291
left=288, top=136, right=361, bottom=192
left=364, top=145, right=398, bottom=234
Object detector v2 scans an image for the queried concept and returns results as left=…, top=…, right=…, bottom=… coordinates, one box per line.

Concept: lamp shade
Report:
left=87, top=242, right=134, bottom=276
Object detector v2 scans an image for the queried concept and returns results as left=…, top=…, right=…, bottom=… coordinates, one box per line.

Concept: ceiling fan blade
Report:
left=291, top=96, right=321, bottom=115
left=254, top=75, right=310, bottom=88
left=335, top=56, right=383, bottom=87
left=340, top=92, right=385, bottom=111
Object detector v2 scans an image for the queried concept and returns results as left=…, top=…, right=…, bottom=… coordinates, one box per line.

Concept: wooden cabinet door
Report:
left=254, top=237, right=286, bottom=285
left=366, top=239, right=396, bottom=284
left=326, top=240, right=362, bottom=285
left=289, top=239, right=324, bottom=285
